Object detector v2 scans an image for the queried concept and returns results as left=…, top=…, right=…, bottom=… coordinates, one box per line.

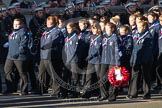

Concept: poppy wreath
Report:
left=108, top=66, right=130, bottom=87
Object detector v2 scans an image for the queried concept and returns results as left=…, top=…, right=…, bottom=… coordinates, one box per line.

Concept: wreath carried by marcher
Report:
left=108, top=66, right=130, bottom=87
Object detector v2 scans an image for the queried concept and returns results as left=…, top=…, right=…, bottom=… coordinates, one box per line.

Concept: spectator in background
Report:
left=136, top=0, right=155, bottom=7
left=42, top=4, right=51, bottom=18
left=139, top=0, right=152, bottom=4
left=110, top=0, right=121, bottom=6
left=10, top=0, right=18, bottom=5
left=58, top=0, right=66, bottom=7
left=47, top=0, right=58, bottom=8
left=12, top=2, right=27, bottom=26
left=20, top=0, right=32, bottom=8
left=96, top=0, right=102, bottom=5
left=31, top=1, right=37, bottom=9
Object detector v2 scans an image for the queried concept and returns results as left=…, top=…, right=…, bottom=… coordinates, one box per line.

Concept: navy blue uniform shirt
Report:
left=40, top=26, right=64, bottom=60
left=7, top=28, right=29, bottom=61
left=158, top=26, right=162, bottom=55
left=149, top=20, right=160, bottom=57
left=87, top=34, right=103, bottom=64
left=77, top=28, right=91, bottom=62
left=118, top=34, right=133, bottom=64
left=64, top=32, right=79, bottom=63
left=101, top=33, right=120, bottom=65
left=130, top=30, right=153, bottom=65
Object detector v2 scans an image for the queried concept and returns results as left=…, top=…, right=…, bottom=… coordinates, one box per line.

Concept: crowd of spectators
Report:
left=7, top=0, right=158, bottom=9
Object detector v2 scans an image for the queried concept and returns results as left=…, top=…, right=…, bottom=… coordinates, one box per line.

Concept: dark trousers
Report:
left=156, top=54, right=162, bottom=85
left=67, top=63, right=79, bottom=85
left=128, top=62, right=152, bottom=97
left=38, top=59, right=60, bottom=95
left=65, top=63, right=80, bottom=95
left=4, top=59, right=28, bottom=93
left=78, top=59, right=88, bottom=87
left=84, top=63, right=100, bottom=93
left=27, top=60, right=38, bottom=91
left=100, top=64, right=117, bottom=99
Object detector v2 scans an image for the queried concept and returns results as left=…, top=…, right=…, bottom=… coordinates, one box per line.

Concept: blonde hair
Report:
left=129, top=14, right=137, bottom=20
left=110, top=15, right=120, bottom=25
left=79, top=19, right=88, bottom=25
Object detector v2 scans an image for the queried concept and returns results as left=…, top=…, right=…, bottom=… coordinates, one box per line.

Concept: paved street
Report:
left=0, top=93, right=162, bottom=108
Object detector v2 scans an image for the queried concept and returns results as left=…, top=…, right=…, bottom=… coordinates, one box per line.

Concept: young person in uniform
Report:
left=78, top=19, right=91, bottom=89
left=118, top=25, right=133, bottom=72
left=82, top=22, right=103, bottom=99
left=156, top=15, right=162, bottom=92
left=38, top=16, right=64, bottom=97
left=127, top=21, right=153, bottom=99
left=64, top=22, right=80, bottom=98
left=99, top=22, right=120, bottom=101
left=147, top=12, right=161, bottom=88
left=129, top=14, right=138, bottom=36
left=4, top=18, right=29, bottom=95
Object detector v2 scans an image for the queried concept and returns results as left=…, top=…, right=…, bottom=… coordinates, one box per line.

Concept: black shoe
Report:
left=67, top=92, right=79, bottom=98
left=29, top=89, right=41, bottom=95
left=43, top=90, right=48, bottom=94
left=153, top=85, right=162, bottom=90
left=50, top=93, right=59, bottom=97
left=96, top=95, right=101, bottom=100
left=82, top=93, right=91, bottom=99
left=19, top=92, right=28, bottom=96
left=2, top=91, right=13, bottom=95
left=126, top=95, right=137, bottom=99
left=98, top=96, right=108, bottom=101
left=108, top=98, right=116, bottom=102
left=143, top=95, right=151, bottom=99
left=59, top=94, right=68, bottom=99
left=159, top=90, right=162, bottom=94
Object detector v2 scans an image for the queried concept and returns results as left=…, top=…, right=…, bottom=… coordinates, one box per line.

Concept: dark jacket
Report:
left=101, top=34, right=120, bottom=65
left=149, top=20, right=160, bottom=57
left=64, top=32, right=79, bottom=63
left=4, top=15, right=14, bottom=35
left=118, top=34, right=133, bottom=65
left=77, top=28, right=91, bottom=63
left=130, top=31, right=153, bottom=65
left=157, top=26, right=162, bottom=64
left=7, top=28, right=30, bottom=61
left=158, top=26, right=162, bottom=54
left=29, top=15, right=46, bottom=39
left=40, top=26, right=64, bottom=60
left=87, top=34, right=103, bottom=64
